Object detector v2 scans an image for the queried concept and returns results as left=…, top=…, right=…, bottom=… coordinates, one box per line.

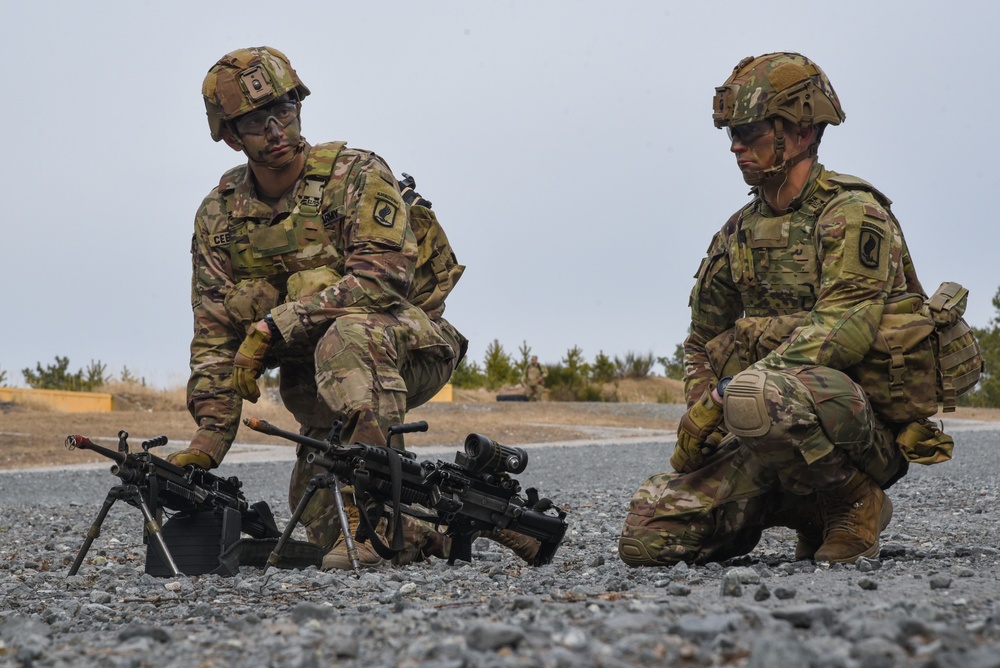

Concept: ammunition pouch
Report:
left=286, top=265, right=342, bottom=302
left=225, top=278, right=281, bottom=335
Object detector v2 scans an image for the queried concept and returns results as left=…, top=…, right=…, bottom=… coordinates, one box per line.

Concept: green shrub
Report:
left=962, top=285, right=1000, bottom=408
left=483, top=339, right=518, bottom=390
left=22, top=356, right=108, bottom=392
left=658, top=343, right=686, bottom=381
left=591, top=351, right=617, bottom=384
left=451, top=357, right=486, bottom=389
left=614, top=351, right=656, bottom=379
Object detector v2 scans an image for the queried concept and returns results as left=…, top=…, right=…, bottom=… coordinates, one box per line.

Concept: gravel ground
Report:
left=1, top=413, right=999, bottom=667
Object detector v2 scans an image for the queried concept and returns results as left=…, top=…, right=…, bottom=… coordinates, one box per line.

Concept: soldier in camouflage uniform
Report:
left=619, top=52, right=955, bottom=567
left=523, top=356, right=546, bottom=401
left=168, top=46, right=539, bottom=570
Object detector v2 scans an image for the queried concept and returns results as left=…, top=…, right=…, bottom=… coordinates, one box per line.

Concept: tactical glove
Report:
left=233, top=326, right=271, bottom=403
left=671, top=388, right=724, bottom=473
left=166, top=448, right=215, bottom=470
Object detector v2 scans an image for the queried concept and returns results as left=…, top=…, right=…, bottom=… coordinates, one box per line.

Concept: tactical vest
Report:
left=705, top=175, right=983, bottom=425
left=219, top=142, right=348, bottom=287
left=729, top=174, right=900, bottom=317
left=216, top=142, right=463, bottom=326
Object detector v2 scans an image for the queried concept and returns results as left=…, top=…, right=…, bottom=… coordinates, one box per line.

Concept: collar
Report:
left=228, top=142, right=313, bottom=220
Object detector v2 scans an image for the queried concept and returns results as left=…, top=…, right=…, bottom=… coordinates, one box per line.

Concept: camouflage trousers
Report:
left=280, top=311, right=466, bottom=552
left=619, top=365, right=906, bottom=567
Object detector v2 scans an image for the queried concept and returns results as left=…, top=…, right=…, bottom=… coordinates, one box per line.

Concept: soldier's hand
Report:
left=166, top=448, right=215, bottom=470
left=233, top=324, right=271, bottom=403
left=672, top=388, right=724, bottom=473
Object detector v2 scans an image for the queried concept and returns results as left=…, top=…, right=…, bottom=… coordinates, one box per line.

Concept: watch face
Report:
left=718, top=377, right=732, bottom=397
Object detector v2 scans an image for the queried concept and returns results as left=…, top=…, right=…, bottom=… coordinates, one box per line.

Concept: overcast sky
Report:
left=2, top=0, right=997, bottom=389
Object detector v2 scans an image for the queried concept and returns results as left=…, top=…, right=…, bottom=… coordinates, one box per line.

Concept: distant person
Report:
left=619, top=52, right=979, bottom=567
left=523, top=355, right=547, bottom=401
left=168, top=46, right=537, bottom=569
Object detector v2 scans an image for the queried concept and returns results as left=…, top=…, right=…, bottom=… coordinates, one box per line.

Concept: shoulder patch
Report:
left=843, top=217, right=890, bottom=281
left=357, top=173, right=405, bottom=248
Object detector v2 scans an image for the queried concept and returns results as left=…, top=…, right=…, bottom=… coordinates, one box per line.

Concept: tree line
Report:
left=2, top=285, right=998, bottom=407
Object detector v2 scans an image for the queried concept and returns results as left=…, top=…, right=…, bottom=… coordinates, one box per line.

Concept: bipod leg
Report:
left=330, top=476, right=362, bottom=574
left=268, top=474, right=329, bottom=568
left=132, top=487, right=181, bottom=577
left=68, top=486, right=121, bottom=576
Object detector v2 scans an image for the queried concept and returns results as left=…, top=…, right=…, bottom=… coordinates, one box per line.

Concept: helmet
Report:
left=712, top=52, right=845, bottom=130
left=202, top=46, right=311, bottom=142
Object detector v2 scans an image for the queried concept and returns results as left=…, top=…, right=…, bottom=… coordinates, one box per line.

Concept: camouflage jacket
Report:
left=683, top=162, right=924, bottom=406
left=187, top=142, right=418, bottom=463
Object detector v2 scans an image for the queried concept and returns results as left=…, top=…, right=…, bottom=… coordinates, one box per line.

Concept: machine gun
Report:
left=65, top=431, right=282, bottom=577
left=243, top=418, right=568, bottom=569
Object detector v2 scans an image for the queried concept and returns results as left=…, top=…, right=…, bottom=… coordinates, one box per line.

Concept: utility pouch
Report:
left=407, top=203, right=464, bottom=319
left=849, top=297, right=938, bottom=423
left=286, top=266, right=342, bottom=302
left=926, top=282, right=984, bottom=412
left=895, top=419, right=954, bottom=465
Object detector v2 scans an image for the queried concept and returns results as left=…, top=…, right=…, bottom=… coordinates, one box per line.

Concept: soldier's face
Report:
left=730, top=121, right=809, bottom=185
left=226, top=97, right=303, bottom=169
left=730, top=121, right=777, bottom=181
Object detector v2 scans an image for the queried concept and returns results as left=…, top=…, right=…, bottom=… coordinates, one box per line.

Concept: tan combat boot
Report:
left=814, top=472, right=893, bottom=564
left=321, top=502, right=385, bottom=571
left=481, top=530, right=541, bottom=565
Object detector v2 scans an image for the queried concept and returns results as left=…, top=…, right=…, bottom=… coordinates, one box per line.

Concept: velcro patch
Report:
left=843, top=218, right=890, bottom=281
left=358, top=175, right=405, bottom=249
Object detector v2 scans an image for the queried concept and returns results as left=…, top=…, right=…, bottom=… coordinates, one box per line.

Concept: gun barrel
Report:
left=65, top=435, right=127, bottom=465
left=243, top=418, right=332, bottom=451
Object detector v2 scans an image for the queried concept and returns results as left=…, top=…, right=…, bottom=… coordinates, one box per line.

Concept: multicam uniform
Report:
left=524, top=360, right=546, bottom=401
left=619, top=162, right=933, bottom=565
left=188, top=141, right=466, bottom=548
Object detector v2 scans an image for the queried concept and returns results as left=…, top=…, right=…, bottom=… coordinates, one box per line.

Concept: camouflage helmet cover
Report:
left=712, top=52, right=845, bottom=129
left=202, top=46, right=311, bottom=141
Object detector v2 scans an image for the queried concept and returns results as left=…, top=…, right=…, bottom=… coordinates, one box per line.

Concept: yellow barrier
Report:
left=428, top=383, right=453, bottom=403
left=0, top=387, right=114, bottom=413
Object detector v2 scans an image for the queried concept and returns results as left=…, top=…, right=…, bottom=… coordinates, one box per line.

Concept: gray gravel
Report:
left=2, top=413, right=999, bottom=667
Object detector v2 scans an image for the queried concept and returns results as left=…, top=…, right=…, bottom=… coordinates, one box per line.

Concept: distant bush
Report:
left=451, top=357, right=486, bottom=389
left=614, top=351, right=656, bottom=379
left=658, top=343, right=685, bottom=381
left=962, top=285, right=1000, bottom=408
left=22, top=356, right=108, bottom=392
left=483, top=339, right=519, bottom=390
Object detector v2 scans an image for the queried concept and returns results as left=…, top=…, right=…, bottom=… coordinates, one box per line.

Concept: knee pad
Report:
left=723, top=370, right=771, bottom=438
left=618, top=537, right=661, bottom=567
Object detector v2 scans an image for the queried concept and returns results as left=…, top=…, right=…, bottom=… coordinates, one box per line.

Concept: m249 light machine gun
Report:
left=243, top=418, right=568, bottom=570
left=65, top=431, right=282, bottom=577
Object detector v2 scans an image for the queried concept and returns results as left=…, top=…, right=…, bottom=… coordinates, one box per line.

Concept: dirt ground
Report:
left=2, top=377, right=998, bottom=470
left=0, top=379, right=682, bottom=470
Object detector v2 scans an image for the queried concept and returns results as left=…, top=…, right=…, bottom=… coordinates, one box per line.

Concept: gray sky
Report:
left=2, top=0, right=998, bottom=389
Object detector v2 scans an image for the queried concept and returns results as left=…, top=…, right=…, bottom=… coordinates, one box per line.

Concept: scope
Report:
left=462, top=434, right=528, bottom=475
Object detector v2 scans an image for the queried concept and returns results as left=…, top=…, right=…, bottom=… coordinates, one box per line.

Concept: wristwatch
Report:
left=263, top=313, right=283, bottom=342
left=717, top=376, right=733, bottom=399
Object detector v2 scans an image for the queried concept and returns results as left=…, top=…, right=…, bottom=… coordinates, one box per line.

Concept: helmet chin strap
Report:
left=743, top=118, right=816, bottom=187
